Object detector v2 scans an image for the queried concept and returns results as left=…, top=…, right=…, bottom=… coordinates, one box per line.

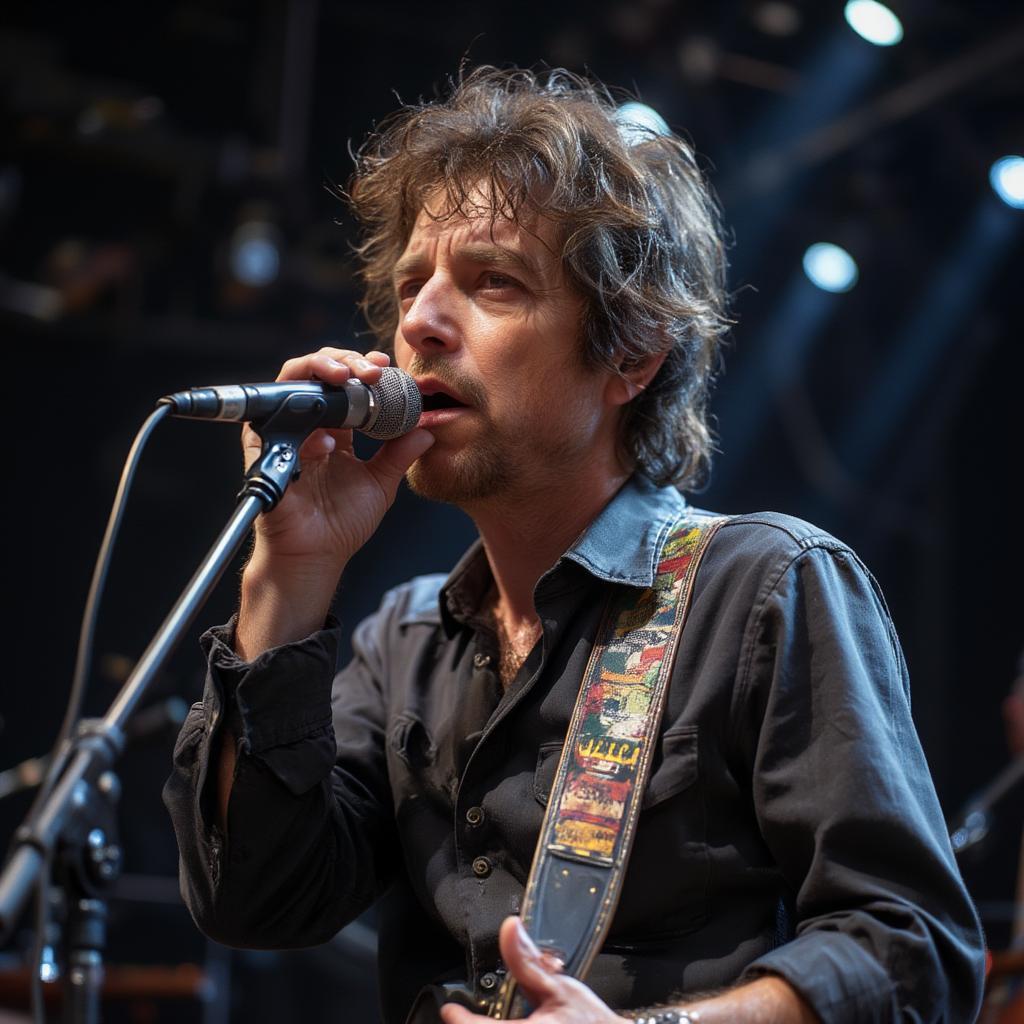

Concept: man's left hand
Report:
left=439, top=916, right=631, bottom=1024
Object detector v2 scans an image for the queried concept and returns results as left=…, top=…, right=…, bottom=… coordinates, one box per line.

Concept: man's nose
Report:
left=399, top=275, right=461, bottom=356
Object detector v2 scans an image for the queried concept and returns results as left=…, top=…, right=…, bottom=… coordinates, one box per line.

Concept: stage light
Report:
left=229, top=220, right=281, bottom=288
left=802, top=243, right=858, bottom=293
left=615, top=102, right=670, bottom=144
left=843, top=0, right=903, bottom=46
left=990, top=156, right=1024, bottom=209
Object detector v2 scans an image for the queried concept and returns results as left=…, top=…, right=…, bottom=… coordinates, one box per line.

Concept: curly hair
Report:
left=347, top=67, right=729, bottom=489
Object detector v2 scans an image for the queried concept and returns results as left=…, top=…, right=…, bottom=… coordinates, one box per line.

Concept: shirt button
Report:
left=473, top=652, right=492, bottom=670
left=465, top=806, right=484, bottom=827
left=471, top=856, right=492, bottom=878
left=479, top=972, right=498, bottom=991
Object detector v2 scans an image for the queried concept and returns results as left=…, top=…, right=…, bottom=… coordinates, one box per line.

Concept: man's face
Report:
left=392, top=197, right=618, bottom=505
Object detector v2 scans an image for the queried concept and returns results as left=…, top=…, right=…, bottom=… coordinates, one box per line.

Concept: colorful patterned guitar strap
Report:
left=490, top=511, right=728, bottom=1019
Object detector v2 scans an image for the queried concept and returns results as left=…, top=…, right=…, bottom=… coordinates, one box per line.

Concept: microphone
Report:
left=159, top=367, right=422, bottom=440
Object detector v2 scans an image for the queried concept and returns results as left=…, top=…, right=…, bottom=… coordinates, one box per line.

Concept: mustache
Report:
left=407, top=354, right=489, bottom=411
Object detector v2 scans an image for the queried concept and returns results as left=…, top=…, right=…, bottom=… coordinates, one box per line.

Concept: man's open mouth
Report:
left=420, top=391, right=468, bottom=411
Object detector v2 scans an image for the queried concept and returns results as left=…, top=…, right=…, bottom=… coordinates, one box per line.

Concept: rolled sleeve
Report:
left=744, top=931, right=895, bottom=1021
left=203, top=616, right=340, bottom=793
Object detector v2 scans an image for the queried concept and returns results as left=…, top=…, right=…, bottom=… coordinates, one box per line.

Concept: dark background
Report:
left=1, top=1, right=1021, bottom=1021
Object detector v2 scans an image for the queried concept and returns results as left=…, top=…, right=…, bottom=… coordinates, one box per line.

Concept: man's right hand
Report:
left=235, top=346, right=434, bottom=659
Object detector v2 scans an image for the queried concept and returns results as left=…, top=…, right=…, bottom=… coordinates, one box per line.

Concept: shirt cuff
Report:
left=741, top=930, right=896, bottom=1024
left=201, top=614, right=342, bottom=755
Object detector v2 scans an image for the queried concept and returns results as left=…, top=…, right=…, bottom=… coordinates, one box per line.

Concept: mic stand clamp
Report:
left=57, top=750, right=122, bottom=1024
left=12, top=719, right=123, bottom=1024
left=239, top=390, right=335, bottom=509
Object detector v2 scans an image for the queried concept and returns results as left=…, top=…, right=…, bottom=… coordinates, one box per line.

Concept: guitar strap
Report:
left=489, top=511, right=728, bottom=1018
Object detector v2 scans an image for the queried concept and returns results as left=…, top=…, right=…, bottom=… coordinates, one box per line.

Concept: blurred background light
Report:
left=615, top=101, right=671, bottom=143
left=752, top=2, right=802, bottom=38
left=229, top=221, right=281, bottom=288
left=989, top=155, right=1024, bottom=209
left=802, top=242, right=859, bottom=292
left=844, top=0, right=904, bottom=47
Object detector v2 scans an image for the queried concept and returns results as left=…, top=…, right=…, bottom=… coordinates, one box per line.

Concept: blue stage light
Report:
left=230, top=221, right=281, bottom=287
left=615, top=102, right=670, bottom=144
left=844, top=0, right=903, bottom=46
left=802, top=243, right=858, bottom=293
left=989, top=156, right=1024, bottom=209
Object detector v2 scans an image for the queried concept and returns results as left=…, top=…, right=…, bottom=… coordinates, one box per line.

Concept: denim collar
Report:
left=436, top=476, right=687, bottom=636
left=562, top=474, right=687, bottom=588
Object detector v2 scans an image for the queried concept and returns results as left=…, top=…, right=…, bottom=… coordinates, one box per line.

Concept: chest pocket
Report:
left=390, top=711, right=437, bottom=769
left=389, top=710, right=458, bottom=803
left=533, top=724, right=700, bottom=811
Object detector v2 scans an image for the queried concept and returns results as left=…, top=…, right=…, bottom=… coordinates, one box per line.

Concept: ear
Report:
left=604, top=349, right=668, bottom=408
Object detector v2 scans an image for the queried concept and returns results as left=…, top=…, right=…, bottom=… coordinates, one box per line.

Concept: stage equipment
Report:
left=0, top=368, right=420, bottom=1023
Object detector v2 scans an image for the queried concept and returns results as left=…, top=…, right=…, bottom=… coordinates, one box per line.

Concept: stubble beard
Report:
left=400, top=356, right=602, bottom=506
left=402, top=352, right=516, bottom=504
left=406, top=420, right=600, bottom=507
left=405, top=432, right=513, bottom=505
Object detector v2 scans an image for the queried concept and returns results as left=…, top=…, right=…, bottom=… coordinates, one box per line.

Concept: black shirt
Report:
left=163, top=476, right=985, bottom=1023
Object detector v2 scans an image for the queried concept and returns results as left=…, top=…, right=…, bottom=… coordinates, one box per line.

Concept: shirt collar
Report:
left=436, top=475, right=687, bottom=636
left=562, top=474, right=687, bottom=588
left=437, top=538, right=489, bottom=636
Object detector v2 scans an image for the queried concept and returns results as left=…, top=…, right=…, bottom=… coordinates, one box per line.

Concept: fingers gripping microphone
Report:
left=159, top=367, right=422, bottom=440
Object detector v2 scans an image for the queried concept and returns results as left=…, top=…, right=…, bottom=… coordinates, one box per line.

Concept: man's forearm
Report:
left=219, top=550, right=344, bottom=828
left=656, top=977, right=819, bottom=1024
left=235, top=550, right=343, bottom=660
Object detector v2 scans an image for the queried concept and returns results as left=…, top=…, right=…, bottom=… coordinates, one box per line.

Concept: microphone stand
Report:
left=0, top=700, right=191, bottom=803
left=0, top=396, right=326, bottom=1022
left=949, top=755, right=1024, bottom=857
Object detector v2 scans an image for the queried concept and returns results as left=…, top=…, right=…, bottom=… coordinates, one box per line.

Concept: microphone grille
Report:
left=363, top=367, right=422, bottom=440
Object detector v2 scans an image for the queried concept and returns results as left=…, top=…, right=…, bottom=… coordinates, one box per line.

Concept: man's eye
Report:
left=398, top=282, right=421, bottom=301
left=482, top=273, right=517, bottom=290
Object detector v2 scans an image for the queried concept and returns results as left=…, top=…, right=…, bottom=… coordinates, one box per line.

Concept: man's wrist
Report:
left=236, top=555, right=343, bottom=660
left=244, top=541, right=347, bottom=592
left=646, top=976, right=817, bottom=1024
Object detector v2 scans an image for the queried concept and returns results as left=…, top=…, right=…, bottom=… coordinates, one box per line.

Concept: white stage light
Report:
left=990, top=156, right=1024, bottom=209
left=803, top=243, right=858, bottom=293
left=844, top=0, right=903, bottom=46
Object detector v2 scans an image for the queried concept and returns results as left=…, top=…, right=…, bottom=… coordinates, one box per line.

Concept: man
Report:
left=164, top=68, right=985, bottom=1022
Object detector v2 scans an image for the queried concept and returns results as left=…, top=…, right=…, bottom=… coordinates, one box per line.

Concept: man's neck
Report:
left=465, top=467, right=631, bottom=629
